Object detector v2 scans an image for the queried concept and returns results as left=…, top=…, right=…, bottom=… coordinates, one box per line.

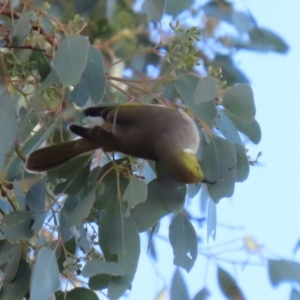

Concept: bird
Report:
left=25, top=104, right=204, bottom=184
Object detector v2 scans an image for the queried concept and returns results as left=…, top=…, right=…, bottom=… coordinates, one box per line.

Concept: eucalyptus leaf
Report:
left=194, top=76, right=218, bottom=104
left=38, top=68, right=61, bottom=93
left=222, top=84, right=256, bottom=122
left=170, top=269, right=189, bottom=300
left=77, top=224, right=91, bottom=254
left=60, top=191, right=95, bottom=231
left=193, top=288, right=210, bottom=300
left=207, top=198, right=216, bottom=242
left=53, top=35, right=89, bottom=86
left=224, top=110, right=261, bottom=144
left=211, top=55, right=249, bottom=85
left=175, top=74, right=217, bottom=126
left=215, top=110, right=243, bottom=145
left=56, top=288, right=98, bottom=300
left=94, top=159, right=130, bottom=210
left=218, top=267, right=245, bottom=300
left=201, top=137, right=237, bottom=202
left=6, top=123, right=54, bottom=181
left=12, top=12, right=31, bottom=46
left=291, top=289, right=300, bottom=300
left=1, top=211, right=34, bottom=240
left=53, top=156, right=91, bottom=196
left=235, top=144, right=250, bottom=182
left=0, top=241, right=16, bottom=265
left=30, top=47, right=51, bottom=80
left=142, top=0, right=165, bottom=21
left=99, top=201, right=140, bottom=300
left=123, top=177, right=147, bottom=209
left=248, top=27, right=289, bottom=53
left=268, top=259, right=300, bottom=286
left=26, top=181, right=46, bottom=214
left=30, top=247, right=60, bottom=300
left=17, top=107, right=38, bottom=143
left=165, top=0, right=193, bottom=17
left=169, top=212, right=198, bottom=272
left=2, top=244, right=21, bottom=282
left=69, top=45, right=107, bottom=106
left=131, top=174, right=186, bottom=232
left=0, top=84, right=18, bottom=171
left=0, top=259, right=30, bottom=300
left=82, top=260, right=124, bottom=278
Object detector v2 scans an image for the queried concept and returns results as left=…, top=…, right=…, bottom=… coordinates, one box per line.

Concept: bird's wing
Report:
left=83, top=104, right=143, bottom=125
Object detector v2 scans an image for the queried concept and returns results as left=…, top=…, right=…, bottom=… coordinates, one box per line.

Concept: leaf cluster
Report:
left=0, top=1, right=292, bottom=300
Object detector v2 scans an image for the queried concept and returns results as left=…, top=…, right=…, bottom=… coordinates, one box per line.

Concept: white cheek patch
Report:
left=183, top=148, right=196, bottom=155
left=82, top=116, right=104, bottom=128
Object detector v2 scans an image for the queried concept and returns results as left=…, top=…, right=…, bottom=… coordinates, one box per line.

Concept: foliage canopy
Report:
left=0, top=1, right=294, bottom=300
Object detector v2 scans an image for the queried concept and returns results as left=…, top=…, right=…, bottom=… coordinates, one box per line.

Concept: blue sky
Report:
left=124, top=1, right=300, bottom=299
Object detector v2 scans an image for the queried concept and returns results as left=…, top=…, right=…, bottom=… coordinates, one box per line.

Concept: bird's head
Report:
left=160, top=149, right=204, bottom=184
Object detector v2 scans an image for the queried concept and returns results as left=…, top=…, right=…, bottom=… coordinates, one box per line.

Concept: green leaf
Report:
left=248, top=27, right=289, bottom=53
left=94, top=159, right=130, bottom=210
left=193, top=288, right=210, bottom=300
left=56, top=288, right=98, bottom=300
left=235, top=144, right=249, bottom=182
left=30, top=47, right=51, bottom=80
left=154, top=167, right=187, bottom=214
left=210, top=55, right=249, bottom=85
left=53, top=35, right=89, bottom=86
left=26, top=181, right=46, bottom=214
left=1, top=211, right=34, bottom=240
left=175, top=73, right=217, bottom=126
left=38, top=69, right=61, bottom=93
left=207, top=198, right=216, bottom=241
left=187, top=183, right=201, bottom=198
left=202, top=1, right=232, bottom=22
left=218, top=267, right=245, bottom=300
left=194, top=76, right=219, bottom=104
left=0, top=259, right=31, bottom=300
left=268, top=259, right=300, bottom=286
left=53, top=155, right=91, bottom=196
left=2, top=244, right=21, bottom=282
left=132, top=175, right=186, bottom=232
left=131, top=179, right=170, bottom=232
left=0, top=84, right=18, bottom=171
left=169, top=212, right=198, bottom=272
left=84, top=166, right=103, bottom=195
left=165, top=0, right=193, bottom=17
left=17, top=107, right=39, bottom=143
left=89, top=274, right=110, bottom=290
left=12, top=12, right=31, bottom=46
left=231, top=12, right=254, bottom=33
left=215, top=110, right=243, bottom=145
left=170, top=269, right=189, bottom=300
left=6, top=123, right=54, bottom=181
left=82, top=260, right=124, bottom=278
left=201, top=136, right=237, bottom=202
left=77, top=224, right=91, bottom=254
left=99, top=201, right=140, bottom=300
left=69, top=45, right=107, bottom=106
left=291, top=289, right=300, bottom=300
left=60, top=191, right=95, bottom=236
left=123, top=177, right=147, bottom=208
left=142, top=0, right=165, bottom=21
left=30, top=247, right=60, bottom=300
left=0, top=241, right=16, bottom=265
left=57, top=238, right=76, bottom=272
left=224, top=110, right=261, bottom=144
left=222, top=84, right=255, bottom=122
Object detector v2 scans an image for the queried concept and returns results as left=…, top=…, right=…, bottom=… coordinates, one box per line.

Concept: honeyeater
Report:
left=25, top=104, right=204, bottom=183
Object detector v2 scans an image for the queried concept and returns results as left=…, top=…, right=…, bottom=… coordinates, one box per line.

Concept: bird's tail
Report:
left=25, top=138, right=100, bottom=172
